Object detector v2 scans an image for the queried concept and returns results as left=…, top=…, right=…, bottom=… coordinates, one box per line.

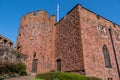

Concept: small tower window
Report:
left=33, top=52, right=36, bottom=58
left=16, top=43, right=22, bottom=51
left=19, top=34, right=21, bottom=37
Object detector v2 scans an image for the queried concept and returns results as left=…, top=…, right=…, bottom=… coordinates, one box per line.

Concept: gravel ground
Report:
left=4, top=74, right=36, bottom=80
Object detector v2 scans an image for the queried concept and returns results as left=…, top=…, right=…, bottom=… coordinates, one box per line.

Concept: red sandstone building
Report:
left=16, top=4, right=120, bottom=80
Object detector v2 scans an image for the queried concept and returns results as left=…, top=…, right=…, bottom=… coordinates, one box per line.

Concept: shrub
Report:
left=0, top=61, right=26, bottom=77
left=15, top=62, right=26, bottom=75
left=36, top=72, right=102, bottom=80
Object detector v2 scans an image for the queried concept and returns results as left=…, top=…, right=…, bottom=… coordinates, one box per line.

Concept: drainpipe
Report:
left=109, top=28, right=120, bottom=79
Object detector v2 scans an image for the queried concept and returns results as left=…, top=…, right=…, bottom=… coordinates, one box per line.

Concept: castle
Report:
left=16, top=4, right=120, bottom=80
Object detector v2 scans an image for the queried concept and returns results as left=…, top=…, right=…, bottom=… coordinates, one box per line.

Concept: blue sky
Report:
left=0, top=0, right=120, bottom=44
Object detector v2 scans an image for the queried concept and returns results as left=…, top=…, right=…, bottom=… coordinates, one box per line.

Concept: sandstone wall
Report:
left=78, top=5, right=120, bottom=80
left=55, top=5, right=84, bottom=73
left=0, top=45, right=25, bottom=63
left=16, top=11, right=56, bottom=73
left=0, top=45, right=16, bottom=62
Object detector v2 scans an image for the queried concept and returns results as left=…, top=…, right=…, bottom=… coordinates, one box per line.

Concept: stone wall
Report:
left=78, top=5, right=120, bottom=80
left=0, top=45, right=16, bottom=62
left=0, top=35, right=15, bottom=62
left=0, top=34, right=25, bottom=62
left=55, top=5, right=84, bottom=73
left=16, top=11, right=56, bottom=73
left=55, top=4, right=120, bottom=80
left=0, top=45, right=25, bottom=63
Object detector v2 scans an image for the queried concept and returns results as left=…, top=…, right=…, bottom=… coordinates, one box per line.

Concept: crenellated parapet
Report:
left=0, top=35, right=13, bottom=48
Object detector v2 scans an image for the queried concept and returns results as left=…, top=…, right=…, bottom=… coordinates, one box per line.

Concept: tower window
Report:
left=33, top=52, right=36, bottom=58
left=19, top=34, right=21, bottom=37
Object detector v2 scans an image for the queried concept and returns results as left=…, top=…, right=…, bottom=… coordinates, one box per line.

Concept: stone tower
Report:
left=16, top=11, right=56, bottom=73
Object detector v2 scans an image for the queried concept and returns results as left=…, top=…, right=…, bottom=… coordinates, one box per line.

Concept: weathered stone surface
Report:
left=55, top=6, right=84, bottom=72
left=56, top=4, right=120, bottom=80
left=16, top=10, right=56, bottom=73
left=78, top=5, right=120, bottom=80
left=0, top=45, right=25, bottom=62
left=16, top=4, right=120, bottom=80
left=0, top=35, right=19, bottom=62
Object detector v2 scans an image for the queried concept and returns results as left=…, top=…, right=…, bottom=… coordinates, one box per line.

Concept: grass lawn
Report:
left=32, top=72, right=102, bottom=80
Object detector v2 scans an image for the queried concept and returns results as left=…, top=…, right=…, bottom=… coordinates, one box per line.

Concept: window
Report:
left=33, top=52, right=36, bottom=58
left=98, top=25, right=106, bottom=36
left=19, top=34, right=21, bottom=37
left=103, top=45, right=112, bottom=68
left=17, top=46, right=21, bottom=51
left=30, top=29, right=35, bottom=40
left=16, top=43, right=22, bottom=51
left=32, top=29, right=35, bottom=38
left=114, top=31, right=120, bottom=41
left=0, top=37, right=2, bottom=40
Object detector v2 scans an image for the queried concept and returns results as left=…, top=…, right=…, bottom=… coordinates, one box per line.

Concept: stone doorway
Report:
left=57, top=59, right=61, bottom=71
left=32, top=59, right=38, bottom=73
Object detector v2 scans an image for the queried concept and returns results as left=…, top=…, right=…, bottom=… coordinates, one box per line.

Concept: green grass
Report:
left=35, top=72, right=102, bottom=80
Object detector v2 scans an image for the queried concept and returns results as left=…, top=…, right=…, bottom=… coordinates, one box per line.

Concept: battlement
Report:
left=20, top=10, right=56, bottom=27
left=0, top=35, right=13, bottom=48
left=22, top=10, right=48, bottom=18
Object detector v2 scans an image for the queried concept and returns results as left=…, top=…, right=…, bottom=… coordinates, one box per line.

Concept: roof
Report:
left=56, top=4, right=120, bottom=27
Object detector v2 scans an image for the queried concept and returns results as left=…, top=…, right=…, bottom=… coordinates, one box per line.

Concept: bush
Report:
left=15, top=62, right=26, bottom=75
left=36, top=72, right=102, bottom=80
left=0, top=61, right=26, bottom=78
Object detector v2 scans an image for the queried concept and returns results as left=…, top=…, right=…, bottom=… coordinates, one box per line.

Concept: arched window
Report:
left=33, top=52, right=36, bottom=58
left=103, top=45, right=112, bottom=68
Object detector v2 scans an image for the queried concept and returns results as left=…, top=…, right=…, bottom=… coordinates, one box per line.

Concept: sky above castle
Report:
left=0, top=0, right=120, bottom=45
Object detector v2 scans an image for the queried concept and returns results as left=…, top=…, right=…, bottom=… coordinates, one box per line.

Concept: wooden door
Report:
left=57, top=59, right=61, bottom=71
left=32, top=59, right=38, bottom=73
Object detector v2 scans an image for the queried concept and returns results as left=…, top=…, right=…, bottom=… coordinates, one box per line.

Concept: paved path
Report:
left=4, top=74, right=36, bottom=80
